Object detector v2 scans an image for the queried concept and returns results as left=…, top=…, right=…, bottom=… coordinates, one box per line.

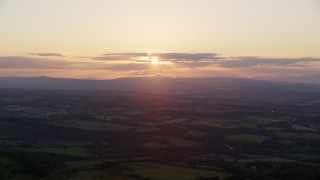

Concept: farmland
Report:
left=0, top=84, right=319, bottom=179
left=225, top=134, right=269, bottom=144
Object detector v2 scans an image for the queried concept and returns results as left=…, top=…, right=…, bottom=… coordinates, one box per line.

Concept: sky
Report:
left=0, top=0, right=320, bottom=83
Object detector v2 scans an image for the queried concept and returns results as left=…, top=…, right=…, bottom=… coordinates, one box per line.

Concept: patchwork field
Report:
left=225, top=134, right=269, bottom=144
left=273, top=132, right=320, bottom=140
left=0, top=88, right=319, bottom=179
left=17, top=147, right=90, bottom=157
left=127, top=162, right=231, bottom=180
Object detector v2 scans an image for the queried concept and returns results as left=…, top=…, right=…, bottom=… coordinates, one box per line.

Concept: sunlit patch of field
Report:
left=272, top=132, right=320, bottom=140
left=17, top=147, right=90, bottom=157
left=126, top=162, right=231, bottom=180
left=285, top=153, right=320, bottom=161
left=290, top=124, right=317, bottom=132
left=225, top=134, right=269, bottom=144
left=238, top=154, right=299, bottom=163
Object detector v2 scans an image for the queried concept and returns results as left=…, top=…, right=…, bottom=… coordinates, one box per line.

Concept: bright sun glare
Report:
left=150, top=56, right=159, bottom=64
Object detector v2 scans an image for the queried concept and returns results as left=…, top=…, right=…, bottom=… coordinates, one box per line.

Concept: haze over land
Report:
left=0, top=76, right=319, bottom=92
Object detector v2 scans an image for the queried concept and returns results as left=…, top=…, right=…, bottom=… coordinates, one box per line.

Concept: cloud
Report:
left=0, top=56, right=145, bottom=71
left=157, top=53, right=218, bottom=61
left=3, top=54, right=320, bottom=71
left=173, top=61, right=215, bottom=68
left=1, top=53, right=320, bottom=84
left=92, top=53, right=221, bottom=68
left=0, top=56, right=71, bottom=69
left=109, top=63, right=176, bottom=71
left=93, top=53, right=148, bottom=60
left=215, top=57, right=320, bottom=68
left=29, top=53, right=64, bottom=57
left=92, top=53, right=320, bottom=69
left=92, top=53, right=219, bottom=61
left=110, top=63, right=151, bottom=71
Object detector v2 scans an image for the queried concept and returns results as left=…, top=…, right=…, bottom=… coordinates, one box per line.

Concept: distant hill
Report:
left=0, top=76, right=318, bottom=93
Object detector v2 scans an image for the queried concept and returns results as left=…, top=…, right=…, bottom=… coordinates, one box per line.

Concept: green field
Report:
left=286, top=153, right=320, bottom=161
left=170, top=137, right=201, bottom=146
left=54, top=120, right=157, bottom=132
left=1, top=105, right=67, bottom=119
left=127, top=162, right=230, bottom=180
left=66, top=160, right=99, bottom=169
left=185, top=118, right=239, bottom=128
left=185, top=117, right=272, bottom=128
left=278, top=139, right=295, bottom=145
left=17, top=147, right=90, bottom=157
left=225, top=134, right=269, bottom=144
left=188, top=130, right=207, bottom=137
left=239, top=154, right=298, bottom=162
left=246, top=116, right=291, bottom=123
left=264, top=126, right=285, bottom=131
left=273, top=132, right=320, bottom=140
left=54, top=120, right=130, bottom=131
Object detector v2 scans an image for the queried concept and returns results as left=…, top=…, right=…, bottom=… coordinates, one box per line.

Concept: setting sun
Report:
left=151, top=56, right=159, bottom=64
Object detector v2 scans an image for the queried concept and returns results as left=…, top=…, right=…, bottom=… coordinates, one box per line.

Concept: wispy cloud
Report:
left=1, top=52, right=320, bottom=83
left=93, top=53, right=219, bottom=62
left=92, top=53, right=320, bottom=69
left=215, top=57, right=320, bottom=68
left=0, top=56, right=70, bottom=69
left=157, top=53, right=218, bottom=61
left=93, top=53, right=148, bottom=61
left=109, top=63, right=151, bottom=71
left=29, top=53, right=64, bottom=57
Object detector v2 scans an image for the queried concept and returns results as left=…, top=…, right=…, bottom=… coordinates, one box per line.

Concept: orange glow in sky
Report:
left=0, top=0, right=319, bottom=83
